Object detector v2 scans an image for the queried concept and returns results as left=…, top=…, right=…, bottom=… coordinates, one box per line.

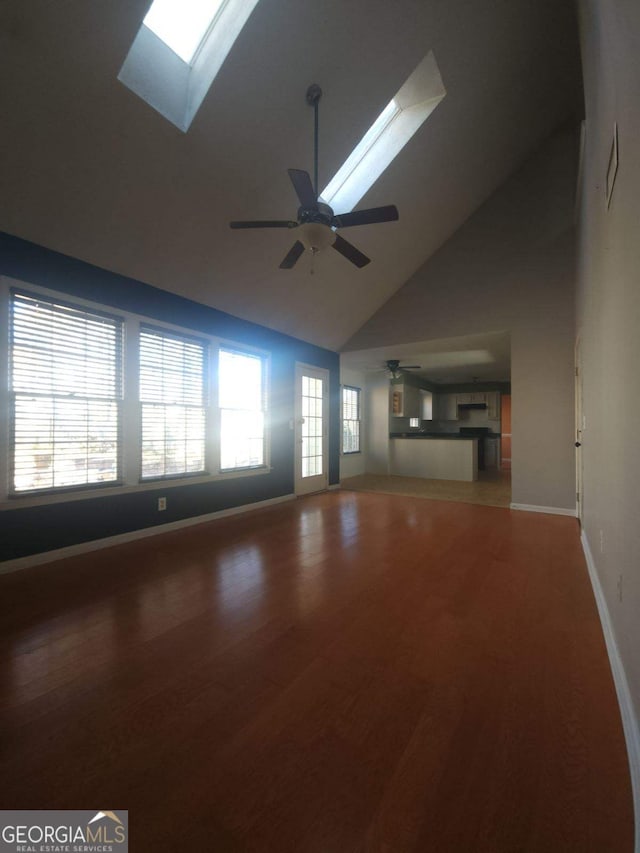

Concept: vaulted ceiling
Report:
left=0, top=0, right=582, bottom=351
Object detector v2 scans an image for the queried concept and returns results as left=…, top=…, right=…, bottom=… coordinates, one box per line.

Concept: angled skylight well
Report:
left=119, top=0, right=260, bottom=132
left=143, top=0, right=226, bottom=64
left=320, top=52, right=446, bottom=213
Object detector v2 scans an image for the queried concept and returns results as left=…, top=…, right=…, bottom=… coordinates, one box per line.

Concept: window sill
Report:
left=0, top=465, right=273, bottom=511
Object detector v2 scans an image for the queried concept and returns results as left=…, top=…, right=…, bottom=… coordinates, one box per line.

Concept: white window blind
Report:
left=139, top=327, right=207, bottom=479
left=10, top=291, right=122, bottom=493
left=342, top=386, right=360, bottom=454
left=219, top=348, right=265, bottom=470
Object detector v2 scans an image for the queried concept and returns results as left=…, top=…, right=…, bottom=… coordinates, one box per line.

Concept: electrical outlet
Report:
left=599, top=530, right=604, bottom=553
left=158, top=497, right=167, bottom=511
left=617, top=574, right=623, bottom=603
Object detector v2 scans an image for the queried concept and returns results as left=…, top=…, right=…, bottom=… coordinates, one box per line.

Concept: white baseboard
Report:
left=581, top=531, right=640, bottom=853
left=0, top=493, right=296, bottom=575
left=328, top=483, right=341, bottom=491
left=510, top=502, right=577, bottom=517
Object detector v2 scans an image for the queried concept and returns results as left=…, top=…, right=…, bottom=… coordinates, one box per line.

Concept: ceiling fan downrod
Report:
left=228, top=83, right=399, bottom=270
left=306, top=84, right=322, bottom=198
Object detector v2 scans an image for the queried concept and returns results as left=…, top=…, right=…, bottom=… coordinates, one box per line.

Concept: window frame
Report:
left=341, top=384, right=362, bottom=455
left=0, top=277, right=271, bottom=509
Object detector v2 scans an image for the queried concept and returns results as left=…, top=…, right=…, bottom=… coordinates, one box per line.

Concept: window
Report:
left=342, top=386, right=361, bottom=454
left=143, top=0, right=227, bottom=64
left=139, top=327, right=207, bottom=479
left=10, top=291, right=122, bottom=493
left=2, top=283, right=272, bottom=504
left=320, top=52, right=446, bottom=213
left=119, top=0, right=261, bottom=131
left=219, top=348, right=265, bottom=470
left=302, top=374, right=325, bottom=477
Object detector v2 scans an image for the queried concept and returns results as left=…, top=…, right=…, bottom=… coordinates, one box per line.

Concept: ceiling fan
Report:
left=229, top=84, right=399, bottom=269
left=386, top=359, right=421, bottom=379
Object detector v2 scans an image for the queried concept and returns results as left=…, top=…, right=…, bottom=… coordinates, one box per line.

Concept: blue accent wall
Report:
left=0, top=231, right=340, bottom=561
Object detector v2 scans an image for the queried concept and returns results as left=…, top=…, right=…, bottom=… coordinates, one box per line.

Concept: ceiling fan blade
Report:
left=332, top=234, right=370, bottom=268
left=332, top=205, right=399, bottom=228
left=279, top=240, right=305, bottom=269
left=288, top=169, right=317, bottom=209
left=230, top=220, right=298, bottom=229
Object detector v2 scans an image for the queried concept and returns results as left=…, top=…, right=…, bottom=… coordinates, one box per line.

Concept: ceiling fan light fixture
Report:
left=298, top=222, right=336, bottom=253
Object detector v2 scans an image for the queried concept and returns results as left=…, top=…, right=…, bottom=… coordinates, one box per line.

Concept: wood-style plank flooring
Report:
left=0, top=492, right=633, bottom=851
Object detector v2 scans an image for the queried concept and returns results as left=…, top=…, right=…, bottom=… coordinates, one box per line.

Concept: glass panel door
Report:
left=295, top=363, right=328, bottom=495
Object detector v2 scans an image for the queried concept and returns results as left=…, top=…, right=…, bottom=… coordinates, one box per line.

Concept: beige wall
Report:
left=345, top=128, right=578, bottom=511
left=577, top=0, right=640, bottom=772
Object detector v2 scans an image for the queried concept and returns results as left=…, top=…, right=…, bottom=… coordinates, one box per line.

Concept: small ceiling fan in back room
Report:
left=229, top=84, right=399, bottom=269
left=386, top=360, right=421, bottom=379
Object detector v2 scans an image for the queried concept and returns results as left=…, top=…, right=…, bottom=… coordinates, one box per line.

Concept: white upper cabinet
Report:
left=420, top=389, right=434, bottom=420
left=457, top=392, right=487, bottom=404
left=438, top=393, right=459, bottom=420
left=391, top=384, right=434, bottom=419
left=435, top=389, right=501, bottom=421
left=390, top=383, right=420, bottom=417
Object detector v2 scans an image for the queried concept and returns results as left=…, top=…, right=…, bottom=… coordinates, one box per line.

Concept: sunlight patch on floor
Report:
left=341, top=470, right=511, bottom=508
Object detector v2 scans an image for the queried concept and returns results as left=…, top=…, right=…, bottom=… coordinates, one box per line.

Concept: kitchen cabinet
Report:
left=390, top=384, right=420, bottom=418
left=420, top=389, right=433, bottom=420
left=438, top=393, right=459, bottom=421
left=486, top=391, right=500, bottom=420
left=457, top=392, right=486, bottom=404
left=390, top=384, right=434, bottom=419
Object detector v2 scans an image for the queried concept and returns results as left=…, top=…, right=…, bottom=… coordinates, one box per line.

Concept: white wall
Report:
left=345, top=128, right=578, bottom=511
left=577, top=0, right=640, bottom=819
left=339, top=366, right=367, bottom=479
left=364, top=375, right=392, bottom=475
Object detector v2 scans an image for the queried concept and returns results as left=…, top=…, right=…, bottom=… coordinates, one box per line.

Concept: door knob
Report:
left=575, top=441, right=581, bottom=447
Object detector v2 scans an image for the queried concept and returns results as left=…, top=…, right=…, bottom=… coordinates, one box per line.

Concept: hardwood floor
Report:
left=0, top=492, right=633, bottom=851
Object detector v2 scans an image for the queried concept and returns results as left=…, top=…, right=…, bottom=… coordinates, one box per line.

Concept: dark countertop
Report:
left=390, top=432, right=474, bottom=440
left=390, top=432, right=501, bottom=439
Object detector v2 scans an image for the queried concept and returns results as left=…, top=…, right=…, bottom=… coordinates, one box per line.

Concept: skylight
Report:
left=320, top=52, right=446, bottom=213
left=143, top=0, right=225, bottom=64
left=119, top=0, right=260, bottom=131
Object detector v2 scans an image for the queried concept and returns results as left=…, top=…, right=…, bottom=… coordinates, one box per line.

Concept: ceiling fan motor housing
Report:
left=306, top=84, right=322, bottom=106
left=298, top=201, right=334, bottom=225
